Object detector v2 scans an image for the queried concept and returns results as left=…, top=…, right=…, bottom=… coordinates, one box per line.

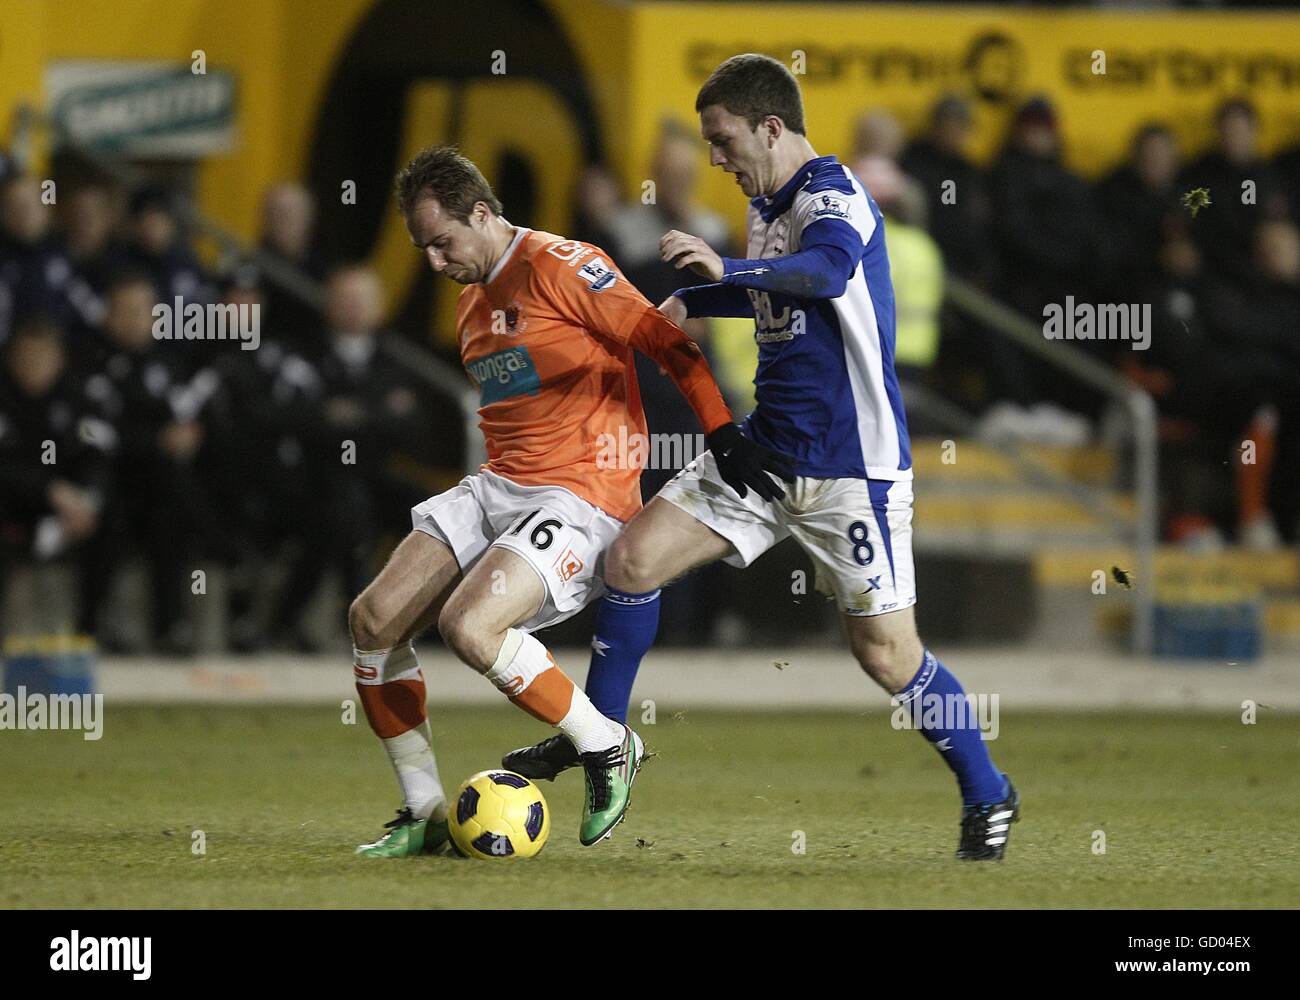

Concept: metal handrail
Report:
left=944, top=275, right=1158, bottom=654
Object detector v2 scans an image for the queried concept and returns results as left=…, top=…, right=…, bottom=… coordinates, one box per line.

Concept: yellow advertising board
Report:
left=625, top=3, right=1300, bottom=241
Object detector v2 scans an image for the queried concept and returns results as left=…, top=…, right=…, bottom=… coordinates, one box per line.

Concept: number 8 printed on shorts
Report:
left=848, top=520, right=874, bottom=566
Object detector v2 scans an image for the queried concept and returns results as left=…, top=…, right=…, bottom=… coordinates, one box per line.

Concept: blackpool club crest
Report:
left=493, top=301, right=527, bottom=336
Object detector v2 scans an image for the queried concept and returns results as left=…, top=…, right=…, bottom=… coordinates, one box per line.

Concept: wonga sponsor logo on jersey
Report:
left=466, top=346, right=541, bottom=405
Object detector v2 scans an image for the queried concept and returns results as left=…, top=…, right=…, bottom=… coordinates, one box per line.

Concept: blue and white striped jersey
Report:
left=678, top=154, right=912, bottom=481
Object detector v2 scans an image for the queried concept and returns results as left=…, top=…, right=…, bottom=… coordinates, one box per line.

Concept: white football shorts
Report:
left=657, top=450, right=917, bottom=617
left=411, top=469, right=624, bottom=632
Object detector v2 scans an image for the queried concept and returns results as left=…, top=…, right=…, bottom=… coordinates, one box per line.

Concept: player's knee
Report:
left=348, top=592, right=390, bottom=651
left=436, top=601, right=467, bottom=656
left=850, top=631, right=922, bottom=691
left=436, top=601, right=492, bottom=671
left=348, top=587, right=403, bottom=650
left=605, top=532, right=659, bottom=592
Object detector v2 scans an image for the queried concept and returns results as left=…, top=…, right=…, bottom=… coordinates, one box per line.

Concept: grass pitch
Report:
left=2, top=704, right=1296, bottom=908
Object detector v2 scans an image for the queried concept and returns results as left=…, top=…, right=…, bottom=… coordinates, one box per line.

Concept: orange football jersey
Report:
left=455, top=227, right=729, bottom=523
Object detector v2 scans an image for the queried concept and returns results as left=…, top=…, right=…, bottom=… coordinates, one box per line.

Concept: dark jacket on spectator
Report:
left=901, top=138, right=996, bottom=286
left=1179, top=153, right=1290, bottom=283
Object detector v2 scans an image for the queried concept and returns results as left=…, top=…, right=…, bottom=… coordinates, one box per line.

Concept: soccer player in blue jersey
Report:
left=505, top=53, right=1019, bottom=860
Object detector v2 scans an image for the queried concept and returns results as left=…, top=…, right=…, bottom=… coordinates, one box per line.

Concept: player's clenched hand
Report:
left=660, top=230, right=724, bottom=282
left=706, top=423, right=796, bottom=502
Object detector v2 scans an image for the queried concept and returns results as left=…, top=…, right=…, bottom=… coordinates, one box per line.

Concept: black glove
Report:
left=706, top=423, right=795, bottom=502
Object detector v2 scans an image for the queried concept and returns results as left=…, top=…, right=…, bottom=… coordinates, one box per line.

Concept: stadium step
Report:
left=1033, top=547, right=1299, bottom=591
left=909, top=437, right=1133, bottom=553
left=910, top=437, right=1117, bottom=485
left=908, top=435, right=1299, bottom=648
left=1030, top=546, right=1300, bottom=647
left=912, top=485, right=1135, bottom=554
left=916, top=490, right=1133, bottom=529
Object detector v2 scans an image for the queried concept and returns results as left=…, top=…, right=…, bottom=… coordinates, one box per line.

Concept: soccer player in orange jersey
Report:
left=352, top=146, right=791, bottom=855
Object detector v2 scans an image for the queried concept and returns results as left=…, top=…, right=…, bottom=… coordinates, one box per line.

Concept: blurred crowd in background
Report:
left=0, top=163, right=460, bottom=652
left=1, top=93, right=1298, bottom=654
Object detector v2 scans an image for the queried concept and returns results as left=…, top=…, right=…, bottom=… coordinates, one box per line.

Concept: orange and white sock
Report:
left=354, top=642, right=447, bottom=822
left=484, top=628, right=622, bottom=753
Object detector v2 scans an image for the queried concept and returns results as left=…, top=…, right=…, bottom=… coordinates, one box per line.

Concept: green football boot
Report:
left=355, top=807, right=450, bottom=857
left=578, top=724, right=645, bottom=846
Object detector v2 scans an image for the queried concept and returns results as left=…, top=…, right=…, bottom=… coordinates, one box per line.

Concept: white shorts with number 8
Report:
left=657, top=450, right=917, bottom=617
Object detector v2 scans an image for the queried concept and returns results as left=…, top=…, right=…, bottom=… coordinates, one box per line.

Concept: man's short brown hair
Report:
left=695, top=53, right=806, bottom=136
left=395, top=145, right=503, bottom=221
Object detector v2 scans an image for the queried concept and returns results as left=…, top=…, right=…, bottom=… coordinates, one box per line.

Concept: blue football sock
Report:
left=584, top=587, right=660, bottom=723
left=895, top=650, right=1008, bottom=808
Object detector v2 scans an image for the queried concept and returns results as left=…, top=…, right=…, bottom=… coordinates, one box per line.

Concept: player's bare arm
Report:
left=657, top=293, right=688, bottom=326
